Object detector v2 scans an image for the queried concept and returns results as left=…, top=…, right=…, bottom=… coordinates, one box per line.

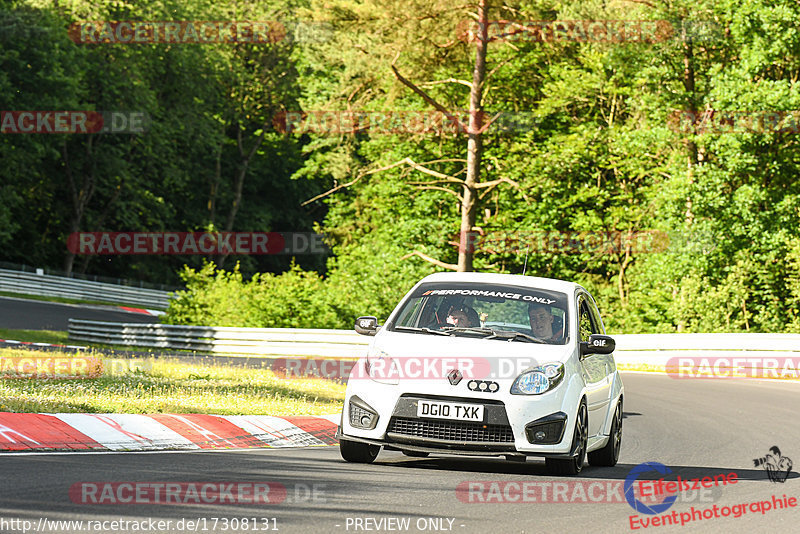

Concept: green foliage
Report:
left=165, top=261, right=345, bottom=328
left=0, top=0, right=322, bottom=281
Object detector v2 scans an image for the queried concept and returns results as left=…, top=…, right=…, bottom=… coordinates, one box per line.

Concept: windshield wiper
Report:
left=440, top=326, right=497, bottom=336
left=393, top=326, right=452, bottom=336
left=395, top=325, right=545, bottom=343
left=484, top=330, right=547, bottom=344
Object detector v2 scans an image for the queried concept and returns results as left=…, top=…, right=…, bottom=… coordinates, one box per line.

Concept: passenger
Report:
left=528, top=302, right=563, bottom=342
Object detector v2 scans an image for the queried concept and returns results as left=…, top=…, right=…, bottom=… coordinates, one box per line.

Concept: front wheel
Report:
left=588, top=398, right=622, bottom=467
left=339, top=438, right=380, bottom=463
left=545, top=400, right=588, bottom=476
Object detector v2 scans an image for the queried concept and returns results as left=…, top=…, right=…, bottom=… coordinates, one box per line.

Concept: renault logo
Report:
left=447, top=369, right=463, bottom=385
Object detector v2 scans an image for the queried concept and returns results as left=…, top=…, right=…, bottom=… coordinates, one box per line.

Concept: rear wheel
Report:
left=339, top=438, right=380, bottom=463
left=545, top=400, right=588, bottom=476
left=588, top=398, right=622, bottom=467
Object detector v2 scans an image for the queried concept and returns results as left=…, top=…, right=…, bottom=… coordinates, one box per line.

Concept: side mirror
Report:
left=580, top=334, right=615, bottom=357
left=354, top=316, right=379, bottom=336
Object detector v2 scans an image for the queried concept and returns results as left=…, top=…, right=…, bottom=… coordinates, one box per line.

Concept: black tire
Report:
left=339, top=438, right=380, bottom=463
left=588, top=398, right=623, bottom=467
left=545, top=400, right=588, bottom=476
left=402, top=450, right=430, bottom=458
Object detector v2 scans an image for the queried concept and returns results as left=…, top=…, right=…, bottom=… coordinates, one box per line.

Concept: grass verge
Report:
left=0, top=347, right=345, bottom=415
left=0, top=327, right=188, bottom=355
left=0, top=328, right=70, bottom=345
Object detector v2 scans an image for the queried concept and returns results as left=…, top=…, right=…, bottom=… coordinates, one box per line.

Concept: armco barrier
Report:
left=611, top=333, right=800, bottom=368
left=68, top=320, right=370, bottom=358
left=67, top=320, right=800, bottom=363
left=0, top=268, right=172, bottom=310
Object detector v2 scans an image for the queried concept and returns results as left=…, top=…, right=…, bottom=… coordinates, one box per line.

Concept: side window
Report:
left=587, top=296, right=606, bottom=335
left=396, top=297, right=423, bottom=327
left=577, top=295, right=600, bottom=342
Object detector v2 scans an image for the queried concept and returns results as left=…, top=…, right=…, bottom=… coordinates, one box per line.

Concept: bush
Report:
left=163, top=262, right=346, bottom=329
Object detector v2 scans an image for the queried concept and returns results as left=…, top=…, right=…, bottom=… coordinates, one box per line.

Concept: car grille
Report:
left=388, top=417, right=515, bottom=443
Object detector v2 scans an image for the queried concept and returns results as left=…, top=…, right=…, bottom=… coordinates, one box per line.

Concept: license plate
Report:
left=416, top=400, right=484, bottom=421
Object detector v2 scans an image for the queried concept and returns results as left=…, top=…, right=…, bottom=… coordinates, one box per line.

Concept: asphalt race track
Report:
left=0, top=373, right=797, bottom=534
left=0, top=296, right=159, bottom=331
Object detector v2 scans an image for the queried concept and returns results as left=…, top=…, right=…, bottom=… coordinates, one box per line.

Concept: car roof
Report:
left=417, top=271, right=585, bottom=295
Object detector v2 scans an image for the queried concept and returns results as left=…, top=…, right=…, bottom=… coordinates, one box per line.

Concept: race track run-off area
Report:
left=0, top=373, right=797, bottom=534
left=0, top=413, right=340, bottom=452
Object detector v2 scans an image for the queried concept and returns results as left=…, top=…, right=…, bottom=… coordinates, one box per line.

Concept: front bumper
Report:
left=340, top=379, right=585, bottom=458
left=335, top=431, right=576, bottom=459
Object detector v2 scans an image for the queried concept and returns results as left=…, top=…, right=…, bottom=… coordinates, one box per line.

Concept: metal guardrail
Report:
left=68, top=320, right=369, bottom=358
left=0, top=261, right=179, bottom=291
left=612, top=333, right=800, bottom=367
left=68, top=320, right=800, bottom=362
left=1, top=269, right=172, bottom=310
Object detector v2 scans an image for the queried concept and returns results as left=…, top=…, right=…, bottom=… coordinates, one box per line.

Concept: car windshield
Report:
left=388, top=283, right=569, bottom=345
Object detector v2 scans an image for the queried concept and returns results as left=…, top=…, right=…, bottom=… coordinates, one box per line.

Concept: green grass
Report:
left=0, top=328, right=70, bottom=345
left=0, top=347, right=345, bottom=415
left=0, top=327, right=181, bottom=355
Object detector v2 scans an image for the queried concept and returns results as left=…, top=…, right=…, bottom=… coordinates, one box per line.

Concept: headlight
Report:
left=365, top=349, right=399, bottom=385
left=511, top=363, right=564, bottom=395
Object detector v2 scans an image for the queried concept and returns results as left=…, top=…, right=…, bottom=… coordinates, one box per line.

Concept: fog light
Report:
left=349, top=395, right=379, bottom=430
left=525, top=412, right=567, bottom=444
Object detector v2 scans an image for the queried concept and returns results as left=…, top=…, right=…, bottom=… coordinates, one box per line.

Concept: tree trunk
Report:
left=208, top=127, right=224, bottom=227
left=215, top=125, right=268, bottom=267
left=457, top=0, right=489, bottom=272
left=678, top=30, right=699, bottom=333
left=682, top=35, right=698, bottom=225
left=62, top=137, right=96, bottom=276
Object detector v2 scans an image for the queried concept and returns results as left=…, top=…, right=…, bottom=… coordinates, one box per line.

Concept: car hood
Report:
left=369, top=329, right=572, bottom=382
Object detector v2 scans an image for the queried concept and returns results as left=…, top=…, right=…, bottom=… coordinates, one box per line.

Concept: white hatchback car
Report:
left=337, top=272, right=623, bottom=475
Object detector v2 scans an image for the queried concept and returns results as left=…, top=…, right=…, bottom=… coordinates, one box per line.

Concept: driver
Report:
left=447, top=305, right=479, bottom=328
left=528, top=302, right=563, bottom=342
left=421, top=297, right=480, bottom=329
left=421, top=297, right=463, bottom=328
